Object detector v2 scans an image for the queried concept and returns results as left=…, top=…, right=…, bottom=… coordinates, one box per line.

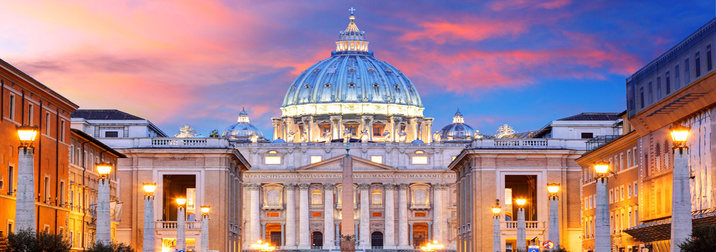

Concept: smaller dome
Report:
left=438, top=109, right=476, bottom=143
left=272, top=138, right=286, bottom=143
left=222, top=108, right=268, bottom=143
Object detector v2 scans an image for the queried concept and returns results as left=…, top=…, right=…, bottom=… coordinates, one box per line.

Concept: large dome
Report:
left=280, top=12, right=423, bottom=118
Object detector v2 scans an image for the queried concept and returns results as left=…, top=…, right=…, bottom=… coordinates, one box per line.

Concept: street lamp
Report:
left=492, top=199, right=501, bottom=252
left=252, top=239, right=276, bottom=252
left=420, top=240, right=445, bottom=252
left=547, top=183, right=560, bottom=251
left=515, top=198, right=526, bottom=251
left=15, top=125, right=38, bottom=232
left=670, top=123, right=691, bottom=252
left=593, top=162, right=610, bottom=252
left=176, top=198, right=187, bottom=251
left=143, top=183, right=156, bottom=252
left=96, top=162, right=112, bottom=245
left=200, top=205, right=211, bottom=252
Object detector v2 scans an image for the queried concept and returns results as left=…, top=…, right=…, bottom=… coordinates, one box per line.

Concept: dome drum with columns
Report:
left=274, top=11, right=433, bottom=144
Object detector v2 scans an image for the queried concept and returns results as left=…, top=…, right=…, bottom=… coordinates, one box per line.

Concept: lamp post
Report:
left=515, top=198, right=527, bottom=251
left=143, top=183, right=157, bottom=252
left=670, top=124, right=691, bottom=252
left=15, top=125, right=38, bottom=232
left=547, top=183, right=560, bottom=251
left=200, top=205, right=211, bottom=252
left=176, top=198, right=187, bottom=251
left=491, top=200, right=501, bottom=252
left=594, top=162, right=610, bottom=252
left=96, top=162, right=113, bottom=245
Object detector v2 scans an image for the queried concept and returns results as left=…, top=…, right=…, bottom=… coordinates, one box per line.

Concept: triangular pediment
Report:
left=296, top=154, right=396, bottom=171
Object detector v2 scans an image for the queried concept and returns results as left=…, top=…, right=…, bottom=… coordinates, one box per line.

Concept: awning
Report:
left=623, top=210, right=716, bottom=243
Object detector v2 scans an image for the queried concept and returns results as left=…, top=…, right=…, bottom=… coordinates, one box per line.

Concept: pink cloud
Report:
left=400, top=16, right=529, bottom=44
left=491, top=0, right=572, bottom=11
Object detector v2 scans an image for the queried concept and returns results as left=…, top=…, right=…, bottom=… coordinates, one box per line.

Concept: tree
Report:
left=85, top=241, right=136, bottom=252
left=7, top=229, right=71, bottom=252
left=679, top=224, right=716, bottom=252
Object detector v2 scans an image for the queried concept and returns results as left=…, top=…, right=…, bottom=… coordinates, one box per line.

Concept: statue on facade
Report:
left=496, top=124, right=516, bottom=138
left=382, top=130, right=391, bottom=142
left=175, top=125, right=198, bottom=138
left=360, top=130, right=369, bottom=142
left=433, top=131, right=442, bottom=143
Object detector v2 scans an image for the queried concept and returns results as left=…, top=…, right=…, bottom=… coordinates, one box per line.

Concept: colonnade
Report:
left=244, top=182, right=449, bottom=250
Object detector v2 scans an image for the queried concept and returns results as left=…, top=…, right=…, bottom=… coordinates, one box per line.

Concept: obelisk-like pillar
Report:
left=341, top=152, right=356, bottom=250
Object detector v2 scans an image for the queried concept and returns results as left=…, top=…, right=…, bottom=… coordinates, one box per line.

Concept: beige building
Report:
left=67, top=129, right=125, bottom=251
left=449, top=113, right=624, bottom=252
left=72, top=110, right=251, bottom=252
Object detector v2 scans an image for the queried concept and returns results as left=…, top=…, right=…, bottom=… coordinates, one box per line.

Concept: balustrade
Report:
left=156, top=221, right=202, bottom=230
left=502, top=221, right=544, bottom=229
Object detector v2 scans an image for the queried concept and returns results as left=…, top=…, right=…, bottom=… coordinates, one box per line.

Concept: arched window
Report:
left=372, top=189, right=383, bottom=206
left=371, top=231, right=384, bottom=248
left=267, top=190, right=280, bottom=206
left=311, top=189, right=322, bottom=205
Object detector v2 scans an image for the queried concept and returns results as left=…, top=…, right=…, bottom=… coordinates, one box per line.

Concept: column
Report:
left=428, top=223, right=432, bottom=241
left=97, top=178, right=111, bottom=245
left=284, top=183, right=297, bottom=249
left=323, top=183, right=337, bottom=249
left=516, top=207, right=526, bottom=251
left=280, top=223, right=285, bottom=247
left=358, top=183, right=370, bottom=249
left=432, top=183, right=445, bottom=244
left=15, top=148, right=35, bottom=232
left=298, top=183, right=311, bottom=249
left=409, top=223, right=414, bottom=247
left=143, top=193, right=156, bottom=252
left=201, top=212, right=209, bottom=252
left=398, top=184, right=410, bottom=249
left=261, top=223, right=266, bottom=240
left=595, top=178, right=610, bottom=252
left=672, top=149, right=691, bottom=252
left=247, top=183, right=261, bottom=244
left=177, top=205, right=186, bottom=251
left=549, top=195, right=560, bottom=250
left=493, top=212, right=501, bottom=252
left=384, top=183, right=396, bottom=249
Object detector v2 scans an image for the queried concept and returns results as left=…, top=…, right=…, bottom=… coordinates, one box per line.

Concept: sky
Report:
left=1, top=0, right=714, bottom=138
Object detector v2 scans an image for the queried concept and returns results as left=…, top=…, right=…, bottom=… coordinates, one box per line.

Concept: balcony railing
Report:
left=94, top=137, right=230, bottom=149
left=410, top=203, right=431, bottom=210
left=503, top=221, right=544, bottom=229
left=156, top=221, right=201, bottom=230
left=470, top=138, right=588, bottom=150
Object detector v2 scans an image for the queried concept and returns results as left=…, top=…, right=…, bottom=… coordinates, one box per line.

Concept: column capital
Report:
left=298, top=183, right=311, bottom=190
left=358, top=183, right=370, bottom=190
left=384, top=183, right=397, bottom=190
left=323, top=183, right=336, bottom=190
left=244, top=183, right=261, bottom=191
left=285, top=183, right=297, bottom=189
left=398, top=183, right=409, bottom=190
left=432, top=183, right=449, bottom=189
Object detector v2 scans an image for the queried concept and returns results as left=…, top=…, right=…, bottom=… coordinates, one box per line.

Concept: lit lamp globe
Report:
left=670, top=124, right=690, bottom=149
left=515, top=198, right=526, bottom=207
left=201, top=205, right=211, bottom=215
left=176, top=198, right=187, bottom=206
left=16, top=125, right=38, bottom=146
left=594, top=162, right=610, bottom=177
left=96, top=163, right=113, bottom=178
left=143, top=183, right=157, bottom=195
left=547, top=183, right=560, bottom=195
left=492, top=205, right=501, bottom=215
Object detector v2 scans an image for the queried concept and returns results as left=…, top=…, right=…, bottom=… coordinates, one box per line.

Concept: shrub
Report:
left=7, top=228, right=71, bottom=252
left=679, top=224, right=716, bottom=252
left=85, top=241, right=136, bottom=252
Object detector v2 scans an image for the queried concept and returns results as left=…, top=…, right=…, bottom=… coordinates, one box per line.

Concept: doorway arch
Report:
left=371, top=231, right=384, bottom=248
left=311, top=231, right=323, bottom=249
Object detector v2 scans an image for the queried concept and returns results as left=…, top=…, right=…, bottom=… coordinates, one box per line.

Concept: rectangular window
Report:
left=647, top=81, right=653, bottom=104
left=60, top=120, right=65, bottom=142
left=104, top=131, right=118, bottom=138
left=665, top=71, right=671, bottom=94
left=639, top=87, right=645, bottom=108
left=8, top=221, right=13, bottom=234
left=60, top=181, right=65, bottom=207
left=264, top=156, right=281, bottom=165
left=633, top=181, right=638, bottom=195
left=708, top=45, right=713, bottom=71
left=414, top=212, right=427, bottom=217
left=695, top=52, right=701, bottom=77
left=45, top=113, right=51, bottom=134
left=626, top=150, right=631, bottom=168
left=27, top=104, right=33, bottom=125
left=372, top=212, right=383, bottom=217
left=656, top=76, right=661, bottom=99
left=8, top=94, right=14, bottom=120
left=581, top=132, right=594, bottom=139
left=628, top=185, right=632, bottom=198
left=8, top=165, right=13, bottom=195
left=44, top=176, right=50, bottom=203
left=644, top=154, right=649, bottom=177
left=675, top=65, right=681, bottom=88
left=411, top=156, right=428, bottom=165
left=311, top=212, right=322, bottom=217
left=684, top=58, right=691, bottom=83
left=620, top=186, right=624, bottom=200
left=267, top=212, right=279, bottom=217
left=310, top=156, right=322, bottom=164
left=620, top=154, right=624, bottom=171
left=370, top=155, right=383, bottom=164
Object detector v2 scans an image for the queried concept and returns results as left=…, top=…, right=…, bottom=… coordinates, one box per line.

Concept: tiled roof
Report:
left=71, top=109, right=145, bottom=120
left=557, top=112, right=621, bottom=121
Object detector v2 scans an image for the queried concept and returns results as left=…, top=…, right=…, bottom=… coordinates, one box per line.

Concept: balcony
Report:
left=503, top=221, right=544, bottom=229
left=93, top=137, right=230, bottom=149
left=262, top=204, right=284, bottom=210
left=156, top=221, right=202, bottom=230
left=410, top=203, right=431, bottom=210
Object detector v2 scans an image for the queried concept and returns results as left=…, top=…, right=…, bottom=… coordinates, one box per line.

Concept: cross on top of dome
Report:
left=336, top=7, right=369, bottom=53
